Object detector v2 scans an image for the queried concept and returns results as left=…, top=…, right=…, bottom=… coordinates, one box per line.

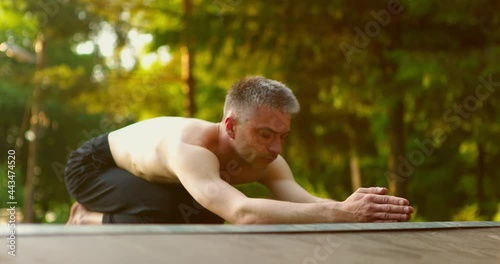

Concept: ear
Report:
left=224, top=117, right=236, bottom=139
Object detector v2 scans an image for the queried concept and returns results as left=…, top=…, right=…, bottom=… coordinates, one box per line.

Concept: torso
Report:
left=108, top=117, right=265, bottom=185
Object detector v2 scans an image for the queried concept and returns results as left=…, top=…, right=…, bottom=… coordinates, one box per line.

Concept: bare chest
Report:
left=218, top=161, right=264, bottom=185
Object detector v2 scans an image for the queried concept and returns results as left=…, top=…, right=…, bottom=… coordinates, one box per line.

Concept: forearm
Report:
left=314, top=197, right=337, bottom=203
left=228, top=187, right=413, bottom=224
left=234, top=198, right=349, bottom=224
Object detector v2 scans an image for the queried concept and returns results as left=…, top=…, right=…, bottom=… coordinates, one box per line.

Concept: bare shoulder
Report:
left=111, top=117, right=197, bottom=135
left=165, top=118, right=221, bottom=171
left=109, top=116, right=215, bottom=144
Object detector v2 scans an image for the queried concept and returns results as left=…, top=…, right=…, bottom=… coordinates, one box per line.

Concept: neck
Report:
left=214, top=122, right=245, bottom=169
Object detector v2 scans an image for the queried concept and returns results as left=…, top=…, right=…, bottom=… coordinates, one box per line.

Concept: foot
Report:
left=66, top=202, right=103, bottom=225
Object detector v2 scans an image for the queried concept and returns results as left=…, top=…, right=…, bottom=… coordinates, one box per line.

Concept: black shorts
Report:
left=64, top=133, right=224, bottom=224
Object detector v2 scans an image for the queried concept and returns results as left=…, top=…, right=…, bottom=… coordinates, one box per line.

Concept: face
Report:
left=227, top=106, right=291, bottom=169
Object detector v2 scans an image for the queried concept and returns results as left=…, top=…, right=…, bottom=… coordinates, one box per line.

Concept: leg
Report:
left=69, top=167, right=224, bottom=224
left=65, top=133, right=223, bottom=224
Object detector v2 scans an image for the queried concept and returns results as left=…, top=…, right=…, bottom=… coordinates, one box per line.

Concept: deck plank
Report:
left=1, top=222, right=499, bottom=264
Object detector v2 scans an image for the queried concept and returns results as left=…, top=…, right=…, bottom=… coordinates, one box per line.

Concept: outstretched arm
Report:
left=170, top=144, right=412, bottom=224
left=168, top=143, right=335, bottom=224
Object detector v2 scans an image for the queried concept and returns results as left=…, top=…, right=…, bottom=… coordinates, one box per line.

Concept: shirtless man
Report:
left=65, top=76, right=414, bottom=224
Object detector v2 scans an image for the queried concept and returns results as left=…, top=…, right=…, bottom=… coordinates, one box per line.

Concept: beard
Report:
left=233, top=139, right=271, bottom=170
left=235, top=139, right=258, bottom=163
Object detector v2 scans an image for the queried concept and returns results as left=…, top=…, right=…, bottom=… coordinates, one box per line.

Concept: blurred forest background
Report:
left=1, top=0, right=499, bottom=223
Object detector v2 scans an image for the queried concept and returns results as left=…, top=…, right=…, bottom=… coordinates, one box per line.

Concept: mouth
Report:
left=259, top=157, right=276, bottom=163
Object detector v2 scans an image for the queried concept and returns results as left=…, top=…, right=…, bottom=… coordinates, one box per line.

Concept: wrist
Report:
left=321, top=201, right=349, bottom=223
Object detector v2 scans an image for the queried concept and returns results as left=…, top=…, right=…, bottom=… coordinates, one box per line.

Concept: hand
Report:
left=340, top=187, right=414, bottom=222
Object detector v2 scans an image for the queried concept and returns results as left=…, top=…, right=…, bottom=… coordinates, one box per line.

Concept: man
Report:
left=65, top=76, right=413, bottom=224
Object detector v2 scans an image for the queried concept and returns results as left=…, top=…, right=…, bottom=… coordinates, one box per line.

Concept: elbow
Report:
left=233, top=217, right=256, bottom=225
left=231, top=201, right=258, bottom=225
left=233, top=214, right=257, bottom=225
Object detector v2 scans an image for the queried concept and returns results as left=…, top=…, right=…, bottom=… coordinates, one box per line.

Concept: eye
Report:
left=259, top=131, right=272, bottom=139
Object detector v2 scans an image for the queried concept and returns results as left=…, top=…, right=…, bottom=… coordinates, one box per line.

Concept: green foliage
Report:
left=494, top=204, right=500, bottom=222
left=452, top=204, right=486, bottom=221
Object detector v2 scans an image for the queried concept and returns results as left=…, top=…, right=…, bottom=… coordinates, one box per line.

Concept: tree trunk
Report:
left=350, top=147, right=362, bottom=191
left=24, top=33, right=45, bottom=223
left=380, top=7, right=407, bottom=198
left=387, top=100, right=408, bottom=198
left=181, top=0, right=196, bottom=117
left=477, top=142, right=485, bottom=215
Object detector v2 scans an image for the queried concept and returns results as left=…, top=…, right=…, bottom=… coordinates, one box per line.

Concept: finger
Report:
left=373, top=212, right=410, bottom=221
left=373, top=220, right=399, bottom=223
left=406, top=213, right=413, bottom=221
left=373, top=195, right=409, bottom=206
left=355, top=187, right=388, bottom=195
left=372, top=204, right=413, bottom=214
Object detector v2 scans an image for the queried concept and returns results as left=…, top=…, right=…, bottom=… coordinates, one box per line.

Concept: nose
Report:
left=268, top=138, right=282, bottom=155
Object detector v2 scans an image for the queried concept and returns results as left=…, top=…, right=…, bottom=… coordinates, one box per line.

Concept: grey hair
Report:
left=223, top=76, right=300, bottom=122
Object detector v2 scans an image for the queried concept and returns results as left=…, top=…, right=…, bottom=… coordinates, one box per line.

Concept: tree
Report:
left=2, top=0, right=499, bottom=222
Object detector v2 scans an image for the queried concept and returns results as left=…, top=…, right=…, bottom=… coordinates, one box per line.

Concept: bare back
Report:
left=108, top=117, right=218, bottom=183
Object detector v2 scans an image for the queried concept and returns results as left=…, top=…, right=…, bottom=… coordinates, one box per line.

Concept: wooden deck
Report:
left=1, top=222, right=499, bottom=264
